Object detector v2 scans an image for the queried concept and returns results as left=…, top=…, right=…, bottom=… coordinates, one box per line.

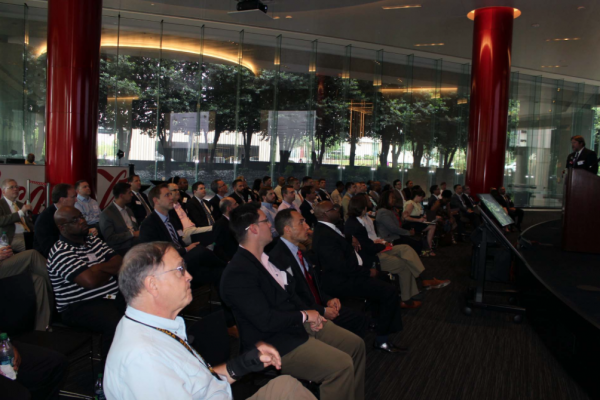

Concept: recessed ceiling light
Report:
left=273, top=16, right=280, bottom=19
left=546, top=38, right=580, bottom=41
left=577, top=6, right=585, bottom=10
left=414, top=43, right=444, bottom=47
left=531, top=23, right=540, bottom=28
left=382, top=4, right=421, bottom=10
left=285, top=15, right=292, bottom=19
left=540, top=65, right=568, bottom=68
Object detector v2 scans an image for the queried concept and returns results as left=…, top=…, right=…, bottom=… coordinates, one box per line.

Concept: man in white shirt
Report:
left=104, top=241, right=315, bottom=400
left=259, top=186, right=279, bottom=237
left=273, top=176, right=286, bottom=201
left=277, top=185, right=300, bottom=213
left=289, top=178, right=303, bottom=209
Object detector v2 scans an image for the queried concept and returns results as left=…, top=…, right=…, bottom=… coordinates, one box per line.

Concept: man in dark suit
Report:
left=451, top=184, right=479, bottom=234
left=208, top=179, right=229, bottom=222
left=220, top=204, right=366, bottom=400
left=312, top=201, right=406, bottom=353
left=33, top=183, right=77, bottom=258
left=127, top=175, right=153, bottom=224
left=392, top=179, right=405, bottom=210
left=177, top=177, right=192, bottom=208
left=213, top=197, right=239, bottom=262
left=462, top=185, right=478, bottom=209
left=498, top=186, right=524, bottom=230
left=0, top=178, right=35, bottom=252
left=566, top=135, right=599, bottom=174
left=315, top=178, right=331, bottom=203
left=299, top=185, right=318, bottom=229
left=402, top=180, right=413, bottom=202
left=230, top=179, right=249, bottom=206
left=270, top=209, right=369, bottom=338
left=99, top=182, right=140, bottom=256
left=427, top=184, right=440, bottom=210
left=187, top=181, right=215, bottom=228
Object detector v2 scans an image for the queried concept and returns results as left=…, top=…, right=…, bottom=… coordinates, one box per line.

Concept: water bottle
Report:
left=0, top=232, right=8, bottom=249
left=94, top=373, right=106, bottom=400
left=0, top=333, right=16, bottom=380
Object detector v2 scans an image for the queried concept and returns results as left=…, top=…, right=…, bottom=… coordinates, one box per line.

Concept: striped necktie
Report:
left=165, top=218, right=182, bottom=249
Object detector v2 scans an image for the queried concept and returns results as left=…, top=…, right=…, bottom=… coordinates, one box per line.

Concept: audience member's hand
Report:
left=255, top=342, right=282, bottom=370
left=0, top=246, right=14, bottom=262
left=327, top=298, right=341, bottom=311
left=89, top=227, right=99, bottom=236
left=467, top=209, right=474, bottom=214
left=186, top=242, right=200, bottom=252
left=369, top=269, right=378, bottom=278
left=133, top=230, right=140, bottom=238
left=324, top=307, right=339, bottom=320
left=352, top=236, right=361, bottom=252
left=12, top=345, right=21, bottom=372
left=419, top=217, right=427, bottom=223
left=310, top=315, right=327, bottom=332
left=374, top=239, right=385, bottom=244
left=304, top=310, right=321, bottom=324
left=21, top=203, right=32, bottom=213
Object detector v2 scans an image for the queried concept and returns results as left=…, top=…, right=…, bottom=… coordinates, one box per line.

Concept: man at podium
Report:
left=566, top=135, right=598, bottom=174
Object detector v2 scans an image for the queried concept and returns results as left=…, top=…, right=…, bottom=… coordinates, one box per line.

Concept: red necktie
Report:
left=297, top=250, right=322, bottom=305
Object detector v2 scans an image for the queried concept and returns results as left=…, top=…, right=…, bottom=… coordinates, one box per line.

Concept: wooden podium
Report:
left=562, top=168, right=600, bottom=254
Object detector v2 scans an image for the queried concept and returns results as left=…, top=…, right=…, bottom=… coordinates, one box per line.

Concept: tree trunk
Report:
left=242, top=131, right=253, bottom=168
left=317, top=137, right=326, bottom=167
left=279, top=150, right=291, bottom=170
left=391, top=143, right=401, bottom=169
left=349, top=121, right=357, bottom=167
left=162, top=143, right=172, bottom=177
left=412, top=141, right=424, bottom=168
left=208, top=128, right=223, bottom=170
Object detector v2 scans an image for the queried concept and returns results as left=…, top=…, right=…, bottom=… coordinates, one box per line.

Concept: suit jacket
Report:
left=208, top=195, right=223, bottom=222
left=402, top=188, right=412, bottom=202
left=463, top=193, right=477, bottom=209
left=33, top=205, right=59, bottom=258
left=213, top=216, right=238, bottom=262
left=139, top=211, right=187, bottom=257
left=220, top=247, right=309, bottom=355
left=187, top=196, right=214, bottom=228
left=230, top=191, right=252, bottom=206
left=566, top=147, right=599, bottom=174
left=451, top=193, right=469, bottom=213
left=299, top=201, right=317, bottom=229
left=375, top=208, right=410, bottom=243
left=128, top=191, right=153, bottom=225
left=344, top=217, right=385, bottom=270
left=392, top=189, right=405, bottom=210
left=99, top=203, right=139, bottom=253
left=268, top=239, right=331, bottom=316
left=312, top=222, right=370, bottom=292
left=0, top=198, right=34, bottom=244
left=316, top=189, right=331, bottom=203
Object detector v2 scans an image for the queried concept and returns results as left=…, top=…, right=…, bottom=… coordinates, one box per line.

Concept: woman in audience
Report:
left=430, top=189, right=458, bottom=245
left=252, top=178, right=263, bottom=198
left=402, top=189, right=436, bottom=256
left=376, top=190, right=423, bottom=254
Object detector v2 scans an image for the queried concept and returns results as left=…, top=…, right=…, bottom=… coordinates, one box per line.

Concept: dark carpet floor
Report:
left=61, top=210, right=594, bottom=400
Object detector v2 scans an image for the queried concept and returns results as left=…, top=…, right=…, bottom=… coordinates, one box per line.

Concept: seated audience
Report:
left=289, top=177, right=303, bottom=208
left=270, top=209, right=369, bottom=338
left=312, top=201, right=405, bottom=353
left=392, top=179, right=406, bottom=210
left=213, top=197, right=240, bottom=262
left=99, top=183, right=140, bottom=257
left=462, top=185, right=478, bottom=209
left=0, top=337, right=69, bottom=400
left=259, top=186, right=278, bottom=238
left=177, top=177, right=191, bottom=207
left=47, top=206, right=124, bottom=364
left=34, top=183, right=77, bottom=258
left=220, top=204, right=366, bottom=400
left=1, top=178, right=34, bottom=252
left=402, top=189, right=436, bottom=256
left=186, top=181, right=216, bottom=228
left=498, top=187, right=524, bottom=230
left=208, top=179, right=229, bottom=221
left=330, top=181, right=345, bottom=206
left=299, top=185, right=318, bottom=229
left=277, top=185, right=300, bottom=213
left=104, top=242, right=314, bottom=400
left=230, top=179, right=249, bottom=205
left=168, top=184, right=212, bottom=245
left=376, top=190, right=422, bottom=254
left=315, top=178, right=331, bottom=202
left=74, top=180, right=100, bottom=235
left=428, top=185, right=441, bottom=210
left=342, top=182, right=356, bottom=220
left=127, top=175, right=153, bottom=224
left=430, top=190, right=458, bottom=242
left=368, top=181, right=381, bottom=205
left=273, top=176, right=286, bottom=201
left=402, top=181, right=413, bottom=201
left=451, top=184, right=480, bottom=235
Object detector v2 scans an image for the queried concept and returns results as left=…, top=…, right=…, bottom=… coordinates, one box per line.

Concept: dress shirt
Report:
left=260, top=202, right=278, bottom=237
left=317, top=221, right=363, bottom=266
left=104, top=306, right=231, bottom=400
left=274, top=185, right=283, bottom=201
left=173, top=203, right=195, bottom=230
left=113, top=202, right=134, bottom=232
left=293, top=192, right=303, bottom=209
left=396, top=188, right=406, bottom=202
left=4, top=197, right=25, bottom=234
left=330, top=189, right=343, bottom=206
left=280, top=237, right=309, bottom=276
left=277, top=201, right=299, bottom=213
left=75, top=195, right=100, bottom=225
left=358, top=215, right=380, bottom=241
left=240, top=246, right=287, bottom=289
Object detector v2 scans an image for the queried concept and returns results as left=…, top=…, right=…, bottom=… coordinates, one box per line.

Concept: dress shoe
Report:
left=227, top=325, right=240, bottom=338
left=373, top=342, right=409, bottom=353
left=400, top=300, right=422, bottom=309
left=422, top=278, right=451, bottom=290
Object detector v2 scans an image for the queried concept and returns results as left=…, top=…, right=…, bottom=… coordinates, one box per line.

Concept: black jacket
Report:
left=208, top=195, right=223, bottom=222
left=299, top=201, right=318, bottom=229
left=566, top=147, right=599, bottom=174
left=33, top=205, right=59, bottom=258
left=268, top=239, right=331, bottom=316
left=187, top=196, right=214, bottom=227
left=316, top=189, right=331, bottom=203
left=213, top=216, right=238, bottom=262
left=128, top=191, right=153, bottom=225
left=230, top=192, right=247, bottom=206
left=220, top=247, right=309, bottom=356
left=343, top=217, right=385, bottom=270
left=139, top=211, right=187, bottom=257
left=312, top=222, right=370, bottom=292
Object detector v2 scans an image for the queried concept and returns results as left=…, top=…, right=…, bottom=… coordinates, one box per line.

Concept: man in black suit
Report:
left=177, top=177, right=192, bottom=208
left=270, top=209, right=369, bottom=338
left=213, top=197, right=239, bottom=262
left=187, top=181, right=215, bottom=228
left=462, top=185, right=478, bottom=209
left=230, top=179, right=248, bottom=206
left=33, top=183, right=77, bottom=258
left=100, top=182, right=140, bottom=256
left=127, top=175, right=153, bottom=224
left=208, top=179, right=229, bottom=221
left=402, top=180, right=413, bottom=202
left=451, top=184, right=480, bottom=234
left=220, top=204, right=366, bottom=400
left=312, top=201, right=406, bottom=353
left=299, top=185, right=318, bottom=229
left=498, top=187, right=524, bottom=230
left=566, top=135, right=598, bottom=174
left=315, top=178, right=331, bottom=203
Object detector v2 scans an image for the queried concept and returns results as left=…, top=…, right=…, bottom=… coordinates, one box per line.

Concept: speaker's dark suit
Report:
left=268, top=239, right=368, bottom=338
left=299, top=201, right=318, bottom=229
left=33, top=205, right=59, bottom=258
left=566, top=147, right=599, bottom=174
left=213, top=216, right=238, bottom=262
left=208, top=195, right=223, bottom=222
left=127, top=191, right=153, bottom=225
left=187, top=196, right=214, bottom=228
left=220, top=247, right=309, bottom=355
left=312, top=222, right=402, bottom=336
left=139, top=211, right=225, bottom=287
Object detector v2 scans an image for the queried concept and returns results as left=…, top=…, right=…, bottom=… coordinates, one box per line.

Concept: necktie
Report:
left=201, top=201, right=215, bottom=225
left=574, top=151, right=580, bottom=163
left=297, top=250, right=322, bottom=305
left=165, top=218, right=182, bottom=249
left=12, top=202, right=31, bottom=232
left=136, top=193, right=152, bottom=216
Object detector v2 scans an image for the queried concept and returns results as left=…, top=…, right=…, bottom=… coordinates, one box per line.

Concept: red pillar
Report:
left=45, top=0, right=103, bottom=194
left=466, top=7, right=515, bottom=197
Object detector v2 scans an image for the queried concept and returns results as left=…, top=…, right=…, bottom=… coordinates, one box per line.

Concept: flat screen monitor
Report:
left=477, top=193, right=514, bottom=227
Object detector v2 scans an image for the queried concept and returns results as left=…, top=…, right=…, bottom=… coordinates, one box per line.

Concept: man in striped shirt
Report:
left=47, top=206, right=124, bottom=367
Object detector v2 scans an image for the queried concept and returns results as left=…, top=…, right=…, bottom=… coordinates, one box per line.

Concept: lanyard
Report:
left=125, top=315, right=222, bottom=380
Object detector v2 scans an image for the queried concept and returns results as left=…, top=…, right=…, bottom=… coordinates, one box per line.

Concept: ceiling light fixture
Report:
left=531, top=23, right=540, bottom=28
left=285, top=15, right=292, bottom=19
left=577, top=6, right=585, bottom=10
left=414, top=43, right=444, bottom=47
left=382, top=4, right=421, bottom=10
left=467, top=8, right=521, bottom=20
left=540, top=65, right=567, bottom=68
left=546, top=38, right=580, bottom=41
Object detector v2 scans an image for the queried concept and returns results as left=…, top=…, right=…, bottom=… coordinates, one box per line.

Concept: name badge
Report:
left=177, top=230, right=184, bottom=237
left=104, top=294, right=116, bottom=300
left=310, top=209, right=314, bottom=214
left=577, top=160, right=584, bottom=165
left=183, top=197, right=188, bottom=203
left=136, top=201, right=141, bottom=205
left=87, top=253, right=98, bottom=262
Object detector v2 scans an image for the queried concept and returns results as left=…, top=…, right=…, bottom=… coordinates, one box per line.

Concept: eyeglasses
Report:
left=245, top=219, right=270, bottom=231
left=60, top=215, right=86, bottom=226
left=155, top=264, right=187, bottom=278
left=324, top=205, right=340, bottom=213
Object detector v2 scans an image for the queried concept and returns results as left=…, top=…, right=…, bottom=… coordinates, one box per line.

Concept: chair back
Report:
left=186, top=310, right=230, bottom=366
left=0, top=274, right=36, bottom=335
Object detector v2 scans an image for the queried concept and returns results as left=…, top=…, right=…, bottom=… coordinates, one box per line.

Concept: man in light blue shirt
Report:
left=104, top=241, right=315, bottom=400
left=259, top=186, right=278, bottom=237
left=74, top=180, right=100, bottom=236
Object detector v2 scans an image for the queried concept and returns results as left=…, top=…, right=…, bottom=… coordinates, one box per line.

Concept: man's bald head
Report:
left=54, top=206, right=89, bottom=239
left=314, top=201, right=340, bottom=224
left=54, top=206, right=79, bottom=226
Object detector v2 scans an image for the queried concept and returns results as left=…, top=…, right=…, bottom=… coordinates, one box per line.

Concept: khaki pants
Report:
left=378, top=244, right=425, bottom=301
left=11, top=233, right=27, bottom=253
left=249, top=375, right=317, bottom=400
left=281, top=321, right=365, bottom=400
left=0, top=249, right=52, bottom=330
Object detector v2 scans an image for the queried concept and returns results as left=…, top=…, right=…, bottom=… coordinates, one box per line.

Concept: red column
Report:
left=466, top=6, right=515, bottom=197
left=45, top=0, right=103, bottom=194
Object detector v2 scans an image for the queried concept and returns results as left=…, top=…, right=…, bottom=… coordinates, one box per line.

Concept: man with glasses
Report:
left=104, top=242, right=316, bottom=400
left=208, top=179, right=228, bottom=221
left=34, top=183, right=78, bottom=258
left=0, top=178, right=34, bottom=252
left=47, top=206, right=125, bottom=367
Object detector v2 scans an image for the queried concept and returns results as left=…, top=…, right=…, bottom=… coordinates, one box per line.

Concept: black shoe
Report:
left=373, top=342, right=409, bottom=353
